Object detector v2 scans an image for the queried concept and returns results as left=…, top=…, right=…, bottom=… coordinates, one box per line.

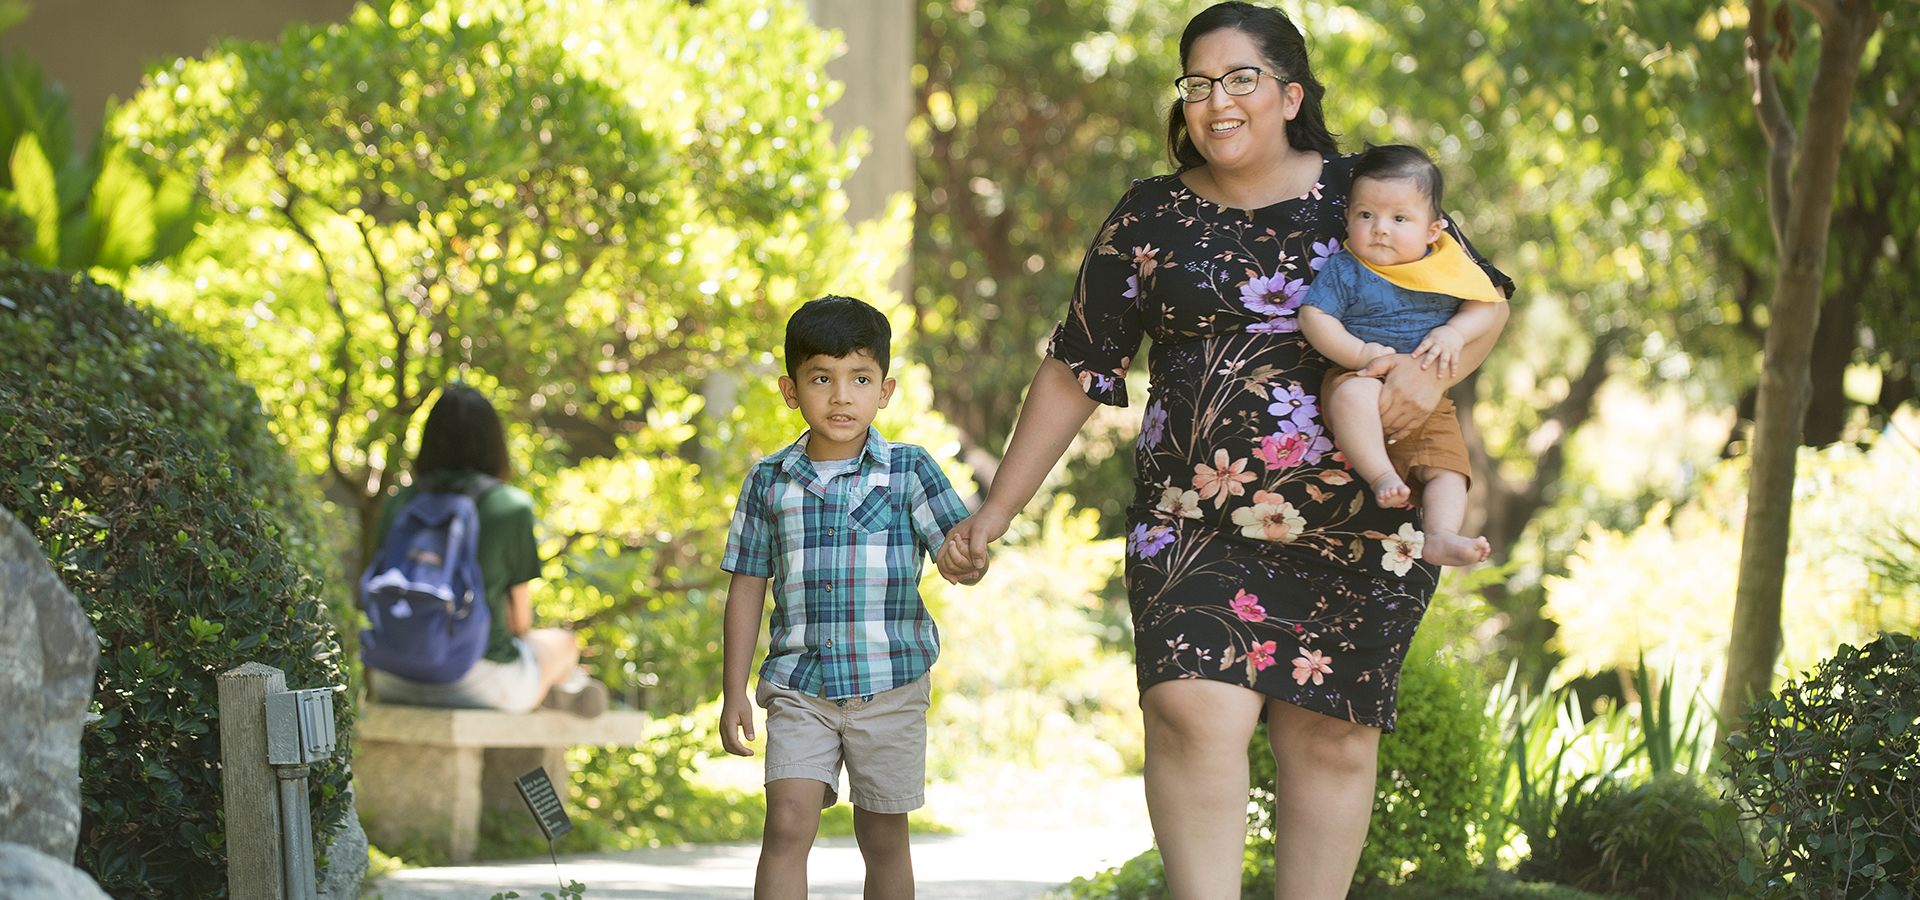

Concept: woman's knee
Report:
left=1142, top=680, right=1263, bottom=754
left=526, top=628, right=580, bottom=665
left=1266, top=701, right=1379, bottom=772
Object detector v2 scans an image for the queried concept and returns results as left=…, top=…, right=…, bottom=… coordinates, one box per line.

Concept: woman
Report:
left=366, top=383, right=598, bottom=715
left=940, top=4, right=1511, bottom=896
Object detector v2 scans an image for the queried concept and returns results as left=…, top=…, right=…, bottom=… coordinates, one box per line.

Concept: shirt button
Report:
left=826, top=639, right=835, bottom=648
left=824, top=583, right=832, bottom=592
left=828, top=527, right=836, bottom=536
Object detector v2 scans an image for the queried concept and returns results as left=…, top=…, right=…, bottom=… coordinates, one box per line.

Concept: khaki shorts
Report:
left=755, top=673, right=931, bottom=814
left=369, top=637, right=545, bottom=712
left=1322, top=366, right=1472, bottom=507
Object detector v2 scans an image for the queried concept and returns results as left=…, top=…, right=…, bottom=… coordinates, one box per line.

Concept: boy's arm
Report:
left=1299, top=306, right=1394, bottom=371
left=719, top=572, right=769, bottom=757
left=1410, top=300, right=1504, bottom=379
left=909, top=448, right=989, bottom=584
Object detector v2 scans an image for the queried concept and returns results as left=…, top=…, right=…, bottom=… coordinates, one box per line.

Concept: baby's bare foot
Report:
left=1372, top=473, right=1411, bottom=509
left=1420, top=531, right=1491, bottom=567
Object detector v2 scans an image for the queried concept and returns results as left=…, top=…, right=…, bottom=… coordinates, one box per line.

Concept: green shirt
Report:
left=375, top=471, right=543, bottom=664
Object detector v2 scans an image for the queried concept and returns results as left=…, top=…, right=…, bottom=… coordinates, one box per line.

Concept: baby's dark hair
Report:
left=1352, top=143, right=1445, bottom=220
left=784, top=295, right=891, bottom=379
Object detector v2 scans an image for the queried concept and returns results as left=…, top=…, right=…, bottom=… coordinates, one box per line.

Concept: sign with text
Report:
left=515, top=767, right=574, bottom=842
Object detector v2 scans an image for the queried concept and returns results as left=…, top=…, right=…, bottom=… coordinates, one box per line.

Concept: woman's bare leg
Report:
left=1264, top=699, right=1381, bottom=900
left=1142, top=680, right=1266, bottom=900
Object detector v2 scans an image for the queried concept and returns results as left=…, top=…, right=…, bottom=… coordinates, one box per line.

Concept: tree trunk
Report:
left=1719, top=0, right=1880, bottom=745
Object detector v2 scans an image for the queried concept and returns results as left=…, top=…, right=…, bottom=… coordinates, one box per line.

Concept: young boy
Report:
left=719, top=295, right=985, bottom=899
left=1299, top=144, right=1504, bottom=567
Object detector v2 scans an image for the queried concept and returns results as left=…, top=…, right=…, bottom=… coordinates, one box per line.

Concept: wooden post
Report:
left=221, top=662, right=287, bottom=900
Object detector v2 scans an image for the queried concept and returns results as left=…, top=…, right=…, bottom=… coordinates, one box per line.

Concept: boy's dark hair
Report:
left=1351, top=143, right=1445, bottom=220
left=414, top=383, right=512, bottom=480
left=784, top=295, right=891, bottom=379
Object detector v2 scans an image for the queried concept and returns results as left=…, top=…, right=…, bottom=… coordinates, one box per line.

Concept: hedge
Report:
left=0, top=261, right=352, bottom=898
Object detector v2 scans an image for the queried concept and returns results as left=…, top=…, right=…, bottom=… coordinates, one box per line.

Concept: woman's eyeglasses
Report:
left=1173, top=67, right=1287, bottom=103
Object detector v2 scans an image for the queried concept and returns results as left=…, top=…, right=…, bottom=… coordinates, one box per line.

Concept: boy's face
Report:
left=1345, top=176, right=1445, bottom=268
left=779, top=350, right=896, bottom=461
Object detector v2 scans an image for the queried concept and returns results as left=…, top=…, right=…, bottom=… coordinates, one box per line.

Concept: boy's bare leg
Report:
left=1411, top=468, right=1489, bottom=566
left=1327, top=377, right=1410, bottom=508
left=758, top=778, right=827, bottom=900
left=853, top=807, right=915, bottom=900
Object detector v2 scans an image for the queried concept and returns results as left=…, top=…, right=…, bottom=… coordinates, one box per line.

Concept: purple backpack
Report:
left=358, top=475, right=500, bottom=683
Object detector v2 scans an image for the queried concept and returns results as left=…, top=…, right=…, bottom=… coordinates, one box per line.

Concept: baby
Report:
left=1299, top=144, right=1504, bottom=566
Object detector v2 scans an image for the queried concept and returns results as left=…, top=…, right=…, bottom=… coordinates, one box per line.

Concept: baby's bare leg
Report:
left=1326, top=377, right=1410, bottom=508
left=1412, top=468, right=1489, bottom=566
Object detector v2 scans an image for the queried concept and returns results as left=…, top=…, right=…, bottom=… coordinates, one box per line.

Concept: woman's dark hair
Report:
left=784, top=294, right=892, bottom=379
left=413, top=383, right=512, bottom=480
left=1352, top=143, right=1445, bottom=219
left=1165, top=2, right=1340, bottom=172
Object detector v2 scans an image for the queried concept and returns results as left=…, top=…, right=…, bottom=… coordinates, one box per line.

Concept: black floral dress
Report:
left=1048, top=153, right=1510, bottom=731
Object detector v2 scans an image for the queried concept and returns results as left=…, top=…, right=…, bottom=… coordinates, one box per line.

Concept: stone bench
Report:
left=353, top=701, right=651, bottom=863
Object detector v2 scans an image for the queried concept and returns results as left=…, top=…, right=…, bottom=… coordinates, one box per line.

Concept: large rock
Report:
left=0, top=505, right=99, bottom=861
left=317, top=792, right=369, bottom=900
left=0, top=843, right=112, bottom=900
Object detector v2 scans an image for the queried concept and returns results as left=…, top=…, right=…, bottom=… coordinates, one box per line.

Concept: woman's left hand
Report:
left=1363, top=354, right=1448, bottom=443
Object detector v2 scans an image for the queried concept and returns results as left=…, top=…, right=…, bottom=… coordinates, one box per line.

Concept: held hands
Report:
left=719, top=695, right=757, bottom=757
left=1410, top=325, right=1466, bottom=378
left=936, top=509, right=1010, bottom=585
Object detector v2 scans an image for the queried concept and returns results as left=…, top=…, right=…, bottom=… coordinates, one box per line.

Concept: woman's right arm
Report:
left=944, top=357, right=1100, bottom=572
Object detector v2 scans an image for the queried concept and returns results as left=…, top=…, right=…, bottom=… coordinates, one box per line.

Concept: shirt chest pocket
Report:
left=848, top=488, right=895, bottom=535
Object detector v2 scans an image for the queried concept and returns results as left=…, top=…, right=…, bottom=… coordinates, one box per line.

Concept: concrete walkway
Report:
left=364, top=825, right=1154, bottom=900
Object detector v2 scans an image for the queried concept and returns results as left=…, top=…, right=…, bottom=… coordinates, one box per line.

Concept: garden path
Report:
left=365, top=771, right=1153, bottom=900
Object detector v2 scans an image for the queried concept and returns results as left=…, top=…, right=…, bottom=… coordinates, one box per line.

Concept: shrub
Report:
left=1727, top=632, right=1919, bottom=900
left=1515, top=773, right=1741, bottom=898
left=0, top=262, right=350, bottom=898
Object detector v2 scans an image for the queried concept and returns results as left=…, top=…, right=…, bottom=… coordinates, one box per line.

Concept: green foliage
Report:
left=1516, top=774, right=1742, bottom=899
left=910, top=0, right=1199, bottom=479
left=923, top=497, right=1140, bottom=778
left=555, top=711, right=766, bottom=851
left=1727, top=632, right=1920, bottom=900
left=116, top=0, right=905, bottom=575
left=1546, top=438, right=1920, bottom=680
left=1050, top=845, right=1168, bottom=900
left=1358, top=634, right=1502, bottom=886
left=0, top=261, right=350, bottom=898
left=1241, top=628, right=1499, bottom=890
left=112, top=5, right=913, bottom=768
left=0, top=51, right=198, bottom=272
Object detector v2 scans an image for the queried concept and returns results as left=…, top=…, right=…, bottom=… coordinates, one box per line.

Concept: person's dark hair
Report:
left=784, top=295, right=891, bottom=379
left=414, top=383, right=512, bottom=480
left=1352, top=143, right=1445, bottom=219
left=1166, top=2, right=1340, bottom=172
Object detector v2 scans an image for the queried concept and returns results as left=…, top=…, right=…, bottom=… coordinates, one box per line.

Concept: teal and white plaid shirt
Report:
left=722, top=427, right=970, bottom=700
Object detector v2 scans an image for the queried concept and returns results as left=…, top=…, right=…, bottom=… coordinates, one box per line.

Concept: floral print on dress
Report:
left=1047, top=154, right=1512, bottom=732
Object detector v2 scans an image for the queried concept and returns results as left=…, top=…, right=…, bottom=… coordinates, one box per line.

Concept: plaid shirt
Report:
left=722, top=427, right=970, bottom=699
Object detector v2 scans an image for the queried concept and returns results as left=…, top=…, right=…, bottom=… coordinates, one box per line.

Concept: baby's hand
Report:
left=1411, top=326, right=1465, bottom=378
left=1359, top=342, right=1396, bottom=364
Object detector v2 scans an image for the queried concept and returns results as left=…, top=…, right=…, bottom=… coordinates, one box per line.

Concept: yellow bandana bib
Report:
left=1352, top=232, right=1506, bottom=303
